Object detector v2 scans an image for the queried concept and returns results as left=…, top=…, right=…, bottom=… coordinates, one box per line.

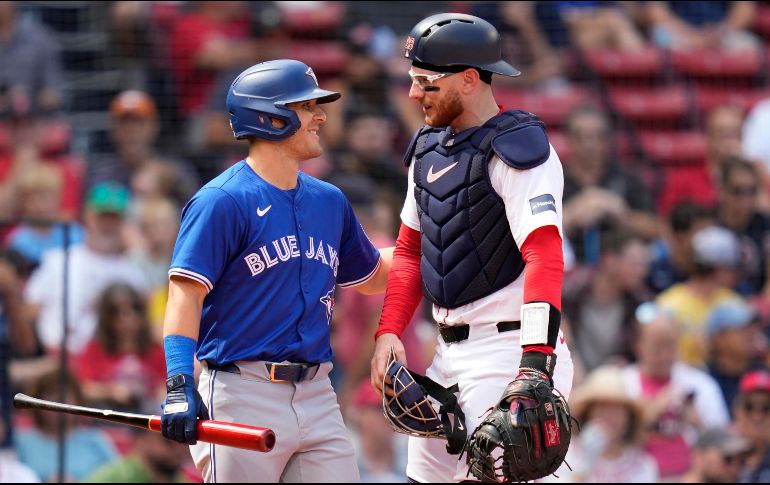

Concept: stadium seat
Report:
left=288, top=41, right=349, bottom=75
left=56, top=155, right=85, bottom=219
left=754, top=5, right=770, bottom=42
left=548, top=131, right=570, bottom=162
left=493, top=86, right=597, bottom=128
left=658, top=164, right=717, bottom=216
left=670, top=48, right=763, bottom=81
left=0, top=124, right=10, bottom=154
left=638, top=130, right=707, bottom=166
left=41, top=119, right=72, bottom=157
left=694, top=86, right=770, bottom=115
left=583, top=47, right=665, bottom=84
left=280, top=2, right=345, bottom=36
left=547, top=130, right=633, bottom=165
left=608, top=85, right=691, bottom=127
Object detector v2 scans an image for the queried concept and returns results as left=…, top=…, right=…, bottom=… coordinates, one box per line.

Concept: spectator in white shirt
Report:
left=24, top=182, right=151, bottom=354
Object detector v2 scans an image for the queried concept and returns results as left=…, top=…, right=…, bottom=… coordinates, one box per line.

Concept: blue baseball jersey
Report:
left=169, top=161, right=381, bottom=364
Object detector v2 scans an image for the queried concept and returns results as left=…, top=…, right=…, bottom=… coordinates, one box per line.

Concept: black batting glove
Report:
left=161, top=373, right=210, bottom=444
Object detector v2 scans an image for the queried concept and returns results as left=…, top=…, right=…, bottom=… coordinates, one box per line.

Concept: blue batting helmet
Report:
left=226, top=59, right=341, bottom=141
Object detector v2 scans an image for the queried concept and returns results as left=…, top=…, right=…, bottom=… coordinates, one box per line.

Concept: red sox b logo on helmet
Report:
left=404, top=36, right=415, bottom=57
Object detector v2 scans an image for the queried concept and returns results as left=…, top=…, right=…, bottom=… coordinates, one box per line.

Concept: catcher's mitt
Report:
left=463, top=368, right=572, bottom=482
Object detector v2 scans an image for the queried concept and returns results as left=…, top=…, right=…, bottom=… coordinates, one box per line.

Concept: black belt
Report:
left=205, top=361, right=321, bottom=382
left=438, top=321, right=521, bottom=344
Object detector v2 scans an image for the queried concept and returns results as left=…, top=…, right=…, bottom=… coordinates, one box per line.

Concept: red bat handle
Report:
left=149, top=417, right=276, bottom=452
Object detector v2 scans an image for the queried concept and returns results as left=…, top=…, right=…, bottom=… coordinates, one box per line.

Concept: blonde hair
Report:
left=17, top=163, right=63, bottom=193
left=135, top=196, right=180, bottom=226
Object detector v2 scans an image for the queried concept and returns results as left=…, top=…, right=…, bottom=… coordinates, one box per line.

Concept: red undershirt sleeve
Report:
left=374, top=223, right=423, bottom=339
left=520, top=225, right=564, bottom=354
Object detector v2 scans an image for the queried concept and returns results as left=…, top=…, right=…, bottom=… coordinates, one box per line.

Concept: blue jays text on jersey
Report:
left=244, top=235, right=341, bottom=277
left=169, top=161, right=381, bottom=366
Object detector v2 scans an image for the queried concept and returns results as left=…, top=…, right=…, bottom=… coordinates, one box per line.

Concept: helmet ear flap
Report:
left=229, top=103, right=301, bottom=141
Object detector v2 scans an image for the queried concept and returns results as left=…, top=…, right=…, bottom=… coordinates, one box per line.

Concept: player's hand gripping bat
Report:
left=13, top=393, right=275, bottom=452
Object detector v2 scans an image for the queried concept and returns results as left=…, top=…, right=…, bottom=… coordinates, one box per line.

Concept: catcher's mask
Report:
left=382, top=348, right=467, bottom=454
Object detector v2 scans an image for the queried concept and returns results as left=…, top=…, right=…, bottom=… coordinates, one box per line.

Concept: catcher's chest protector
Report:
left=409, top=110, right=545, bottom=308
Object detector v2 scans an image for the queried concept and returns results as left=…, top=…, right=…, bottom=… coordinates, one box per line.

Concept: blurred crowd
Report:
left=0, top=0, right=769, bottom=482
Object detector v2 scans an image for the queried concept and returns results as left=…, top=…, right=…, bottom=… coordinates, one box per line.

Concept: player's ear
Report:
left=461, top=69, right=480, bottom=94
left=270, top=117, right=286, bottom=129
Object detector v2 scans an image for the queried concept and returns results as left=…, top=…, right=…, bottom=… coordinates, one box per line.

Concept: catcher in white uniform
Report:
left=371, top=13, right=575, bottom=483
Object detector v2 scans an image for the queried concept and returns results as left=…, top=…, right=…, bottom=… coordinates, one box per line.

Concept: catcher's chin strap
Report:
left=408, top=370, right=467, bottom=455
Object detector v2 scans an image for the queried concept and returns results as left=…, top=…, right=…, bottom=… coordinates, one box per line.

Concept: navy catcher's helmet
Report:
left=226, top=59, right=341, bottom=141
left=404, top=13, right=520, bottom=77
left=382, top=349, right=445, bottom=438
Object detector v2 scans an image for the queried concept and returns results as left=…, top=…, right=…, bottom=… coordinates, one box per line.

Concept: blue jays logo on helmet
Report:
left=382, top=348, right=445, bottom=439
left=226, top=59, right=341, bottom=141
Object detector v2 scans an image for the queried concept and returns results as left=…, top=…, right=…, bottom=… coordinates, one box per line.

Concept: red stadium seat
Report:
left=0, top=123, right=10, bottom=154
left=547, top=131, right=633, bottom=165
left=608, top=85, right=690, bottom=126
left=658, top=165, right=717, bottom=216
left=41, top=119, right=72, bottom=157
left=583, top=47, right=665, bottom=82
left=56, top=155, right=85, bottom=219
left=694, top=86, right=770, bottom=115
left=493, top=86, right=597, bottom=128
left=287, top=41, right=349, bottom=75
left=670, top=48, right=763, bottom=80
left=638, top=130, right=707, bottom=166
left=280, top=2, right=345, bottom=36
left=615, top=132, right=634, bottom=159
left=548, top=131, right=570, bottom=162
left=754, top=5, right=770, bottom=42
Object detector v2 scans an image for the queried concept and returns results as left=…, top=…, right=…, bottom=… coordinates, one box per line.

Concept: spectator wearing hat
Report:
left=622, top=310, right=730, bottom=480
left=734, top=370, right=770, bottom=483
left=544, top=365, right=658, bottom=483
left=681, top=427, right=753, bottom=483
left=656, top=225, right=743, bottom=368
left=86, top=90, right=198, bottom=208
left=23, top=182, right=151, bottom=354
left=705, top=299, right=766, bottom=411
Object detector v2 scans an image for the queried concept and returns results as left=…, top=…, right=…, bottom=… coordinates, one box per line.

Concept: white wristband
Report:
left=520, top=302, right=550, bottom=346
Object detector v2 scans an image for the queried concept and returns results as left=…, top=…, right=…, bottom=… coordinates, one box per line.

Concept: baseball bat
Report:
left=13, top=393, right=275, bottom=452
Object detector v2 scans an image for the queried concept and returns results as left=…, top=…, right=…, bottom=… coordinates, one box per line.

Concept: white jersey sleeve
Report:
left=489, top=145, right=564, bottom=247
left=400, top=159, right=420, bottom=231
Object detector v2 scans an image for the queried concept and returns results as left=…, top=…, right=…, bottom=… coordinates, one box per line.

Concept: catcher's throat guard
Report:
left=382, top=348, right=467, bottom=454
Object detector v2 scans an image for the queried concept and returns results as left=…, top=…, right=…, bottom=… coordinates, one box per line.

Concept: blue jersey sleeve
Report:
left=336, top=198, right=381, bottom=287
left=169, top=188, right=246, bottom=291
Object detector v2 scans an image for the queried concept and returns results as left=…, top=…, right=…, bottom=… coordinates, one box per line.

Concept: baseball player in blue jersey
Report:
left=160, top=59, right=393, bottom=483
